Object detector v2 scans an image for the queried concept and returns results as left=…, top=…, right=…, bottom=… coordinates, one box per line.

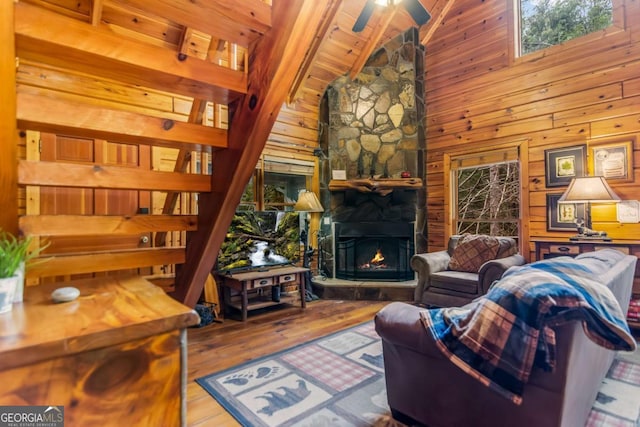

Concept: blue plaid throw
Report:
left=420, top=249, right=637, bottom=405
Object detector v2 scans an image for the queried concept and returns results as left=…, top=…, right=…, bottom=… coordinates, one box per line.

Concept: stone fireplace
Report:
left=315, top=28, right=427, bottom=282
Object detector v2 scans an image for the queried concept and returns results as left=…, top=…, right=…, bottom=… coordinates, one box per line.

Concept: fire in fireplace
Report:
left=334, top=222, right=414, bottom=281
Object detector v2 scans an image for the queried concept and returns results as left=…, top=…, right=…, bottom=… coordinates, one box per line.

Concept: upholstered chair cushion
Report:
left=448, top=234, right=501, bottom=273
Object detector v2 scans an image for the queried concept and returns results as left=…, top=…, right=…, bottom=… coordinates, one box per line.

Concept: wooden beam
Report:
left=287, top=0, right=343, bottom=104
left=15, top=2, right=247, bottom=102
left=114, top=0, right=271, bottom=47
left=174, top=0, right=335, bottom=307
left=17, top=89, right=227, bottom=151
left=18, top=160, right=211, bottom=192
left=20, top=215, right=198, bottom=236
left=349, top=6, right=399, bottom=80
left=0, top=1, right=18, bottom=235
left=91, top=0, right=104, bottom=27
left=26, top=247, right=185, bottom=279
left=420, top=0, right=456, bottom=45
left=328, top=178, right=423, bottom=193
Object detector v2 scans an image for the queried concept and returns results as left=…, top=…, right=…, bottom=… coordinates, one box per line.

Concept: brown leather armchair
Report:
left=376, top=250, right=637, bottom=427
left=411, top=234, right=525, bottom=307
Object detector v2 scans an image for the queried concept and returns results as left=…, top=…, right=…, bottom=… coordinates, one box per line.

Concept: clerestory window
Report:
left=516, top=0, right=614, bottom=57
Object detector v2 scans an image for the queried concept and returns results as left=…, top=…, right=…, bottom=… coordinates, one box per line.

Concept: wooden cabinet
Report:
left=0, top=276, right=199, bottom=426
left=216, top=266, right=308, bottom=321
left=533, top=238, right=640, bottom=329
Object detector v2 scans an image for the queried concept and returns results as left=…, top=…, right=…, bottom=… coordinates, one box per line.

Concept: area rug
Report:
left=196, top=322, right=640, bottom=427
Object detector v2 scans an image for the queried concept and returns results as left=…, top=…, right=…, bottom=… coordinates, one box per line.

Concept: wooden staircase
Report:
left=4, top=0, right=330, bottom=307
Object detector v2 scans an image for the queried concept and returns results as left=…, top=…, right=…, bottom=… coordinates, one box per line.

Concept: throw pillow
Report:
left=448, top=234, right=501, bottom=273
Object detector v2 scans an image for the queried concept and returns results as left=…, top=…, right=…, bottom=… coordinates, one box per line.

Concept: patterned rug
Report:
left=196, top=322, right=640, bottom=427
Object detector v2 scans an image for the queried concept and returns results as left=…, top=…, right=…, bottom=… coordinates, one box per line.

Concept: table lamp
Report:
left=558, top=176, right=620, bottom=240
left=294, top=191, right=324, bottom=300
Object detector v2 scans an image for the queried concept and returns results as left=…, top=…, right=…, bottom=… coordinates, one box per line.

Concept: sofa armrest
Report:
left=410, top=250, right=451, bottom=302
left=478, top=254, right=526, bottom=295
left=374, top=302, right=444, bottom=358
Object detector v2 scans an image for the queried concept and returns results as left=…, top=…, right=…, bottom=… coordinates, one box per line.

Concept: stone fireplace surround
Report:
left=312, top=28, right=427, bottom=300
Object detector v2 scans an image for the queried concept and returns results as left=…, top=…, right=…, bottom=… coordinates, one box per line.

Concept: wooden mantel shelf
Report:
left=329, top=178, right=423, bottom=195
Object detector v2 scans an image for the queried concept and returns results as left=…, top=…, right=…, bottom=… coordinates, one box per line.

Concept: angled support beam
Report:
left=288, top=0, right=343, bottom=104
left=15, top=2, right=247, bottom=103
left=420, top=0, right=456, bottom=45
left=174, top=0, right=335, bottom=307
left=349, top=6, right=399, bottom=80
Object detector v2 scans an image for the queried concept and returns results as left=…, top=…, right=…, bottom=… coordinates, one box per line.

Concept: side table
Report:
left=216, top=265, right=308, bottom=321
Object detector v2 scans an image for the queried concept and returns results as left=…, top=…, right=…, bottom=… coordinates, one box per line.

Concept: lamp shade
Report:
left=558, top=176, right=621, bottom=203
left=294, top=191, right=324, bottom=212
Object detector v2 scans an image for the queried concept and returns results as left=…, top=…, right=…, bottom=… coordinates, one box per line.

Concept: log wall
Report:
left=423, top=0, right=640, bottom=260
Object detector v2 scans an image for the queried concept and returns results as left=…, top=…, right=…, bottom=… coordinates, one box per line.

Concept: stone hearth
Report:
left=311, top=276, right=415, bottom=301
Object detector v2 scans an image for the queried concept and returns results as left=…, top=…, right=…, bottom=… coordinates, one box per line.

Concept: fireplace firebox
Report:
left=334, top=222, right=414, bottom=281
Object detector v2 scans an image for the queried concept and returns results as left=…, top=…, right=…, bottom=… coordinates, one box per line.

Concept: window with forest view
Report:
left=518, top=0, right=613, bottom=56
left=454, top=162, right=520, bottom=237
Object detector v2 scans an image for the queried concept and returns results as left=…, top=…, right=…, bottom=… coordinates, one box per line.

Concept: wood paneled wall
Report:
left=424, top=0, right=640, bottom=260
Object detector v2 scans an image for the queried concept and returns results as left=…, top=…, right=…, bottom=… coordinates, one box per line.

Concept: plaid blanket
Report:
left=420, top=249, right=637, bottom=405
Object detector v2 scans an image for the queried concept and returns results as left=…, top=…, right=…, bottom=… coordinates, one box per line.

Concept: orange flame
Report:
left=371, top=249, right=385, bottom=264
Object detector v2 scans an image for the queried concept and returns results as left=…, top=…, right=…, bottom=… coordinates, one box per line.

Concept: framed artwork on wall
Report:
left=546, top=193, right=585, bottom=231
left=589, top=138, right=634, bottom=183
left=617, top=200, right=640, bottom=223
left=544, top=145, right=587, bottom=187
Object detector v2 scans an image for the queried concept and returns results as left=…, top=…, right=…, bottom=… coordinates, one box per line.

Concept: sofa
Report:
left=376, top=249, right=637, bottom=427
left=411, top=234, right=526, bottom=307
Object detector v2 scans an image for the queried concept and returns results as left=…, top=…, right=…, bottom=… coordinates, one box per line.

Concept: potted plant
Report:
left=0, top=230, right=43, bottom=312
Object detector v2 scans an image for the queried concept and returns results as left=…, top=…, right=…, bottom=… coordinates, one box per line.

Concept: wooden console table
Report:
left=0, top=276, right=199, bottom=426
left=532, top=238, right=640, bottom=329
left=216, top=265, right=308, bottom=321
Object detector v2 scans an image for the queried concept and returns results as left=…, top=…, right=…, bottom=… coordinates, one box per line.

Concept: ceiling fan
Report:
left=352, top=0, right=431, bottom=33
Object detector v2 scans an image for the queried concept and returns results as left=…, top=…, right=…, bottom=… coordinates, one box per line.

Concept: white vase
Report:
left=0, top=275, right=18, bottom=314
left=12, top=262, right=25, bottom=304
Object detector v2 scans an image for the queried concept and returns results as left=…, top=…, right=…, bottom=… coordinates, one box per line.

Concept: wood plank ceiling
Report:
left=8, top=0, right=453, bottom=306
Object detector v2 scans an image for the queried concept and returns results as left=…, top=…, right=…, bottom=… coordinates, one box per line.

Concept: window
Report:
left=238, top=156, right=313, bottom=212
left=516, top=0, right=613, bottom=56
left=451, top=149, right=520, bottom=237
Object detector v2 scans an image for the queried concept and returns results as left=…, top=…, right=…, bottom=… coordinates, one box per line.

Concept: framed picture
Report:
left=544, top=145, right=587, bottom=187
left=546, top=193, right=586, bottom=231
left=589, top=138, right=634, bottom=183
left=617, top=200, right=640, bottom=223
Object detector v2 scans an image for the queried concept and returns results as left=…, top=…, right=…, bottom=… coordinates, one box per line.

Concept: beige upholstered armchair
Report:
left=411, top=234, right=526, bottom=307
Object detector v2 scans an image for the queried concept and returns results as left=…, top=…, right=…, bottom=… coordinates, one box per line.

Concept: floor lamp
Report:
left=558, top=176, right=620, bottom=241
left=294, top=191, right=324, bottom=301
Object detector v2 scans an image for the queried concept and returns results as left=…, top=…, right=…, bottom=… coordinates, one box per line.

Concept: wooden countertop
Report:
left=0, top=275, right=199, bottom=370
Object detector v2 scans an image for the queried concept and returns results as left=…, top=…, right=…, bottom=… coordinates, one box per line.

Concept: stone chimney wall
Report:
left=326, top=28, right=425, bottom=180
left=316, top=28, right=428, bottom=278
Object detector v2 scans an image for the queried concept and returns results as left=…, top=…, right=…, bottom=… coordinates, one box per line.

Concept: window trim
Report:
left=444, top=139, right=529, bottom=258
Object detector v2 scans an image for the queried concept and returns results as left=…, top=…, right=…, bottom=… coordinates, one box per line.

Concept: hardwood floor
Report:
left=186, top=299, right=393, bottom=426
